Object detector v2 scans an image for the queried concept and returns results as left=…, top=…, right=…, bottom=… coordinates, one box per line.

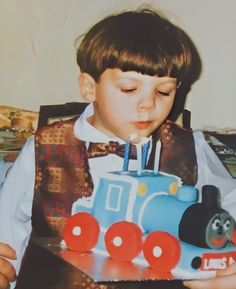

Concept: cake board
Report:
left=15, top=237, right=187, bottom=289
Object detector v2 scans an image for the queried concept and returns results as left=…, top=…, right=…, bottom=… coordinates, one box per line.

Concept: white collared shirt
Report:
left=0, top=104, right=235, bottom=288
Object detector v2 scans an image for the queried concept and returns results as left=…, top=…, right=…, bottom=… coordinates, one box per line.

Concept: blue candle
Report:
left=142, top=141, right=150, bottom=169
left=122, top=141, right=130, bottom=171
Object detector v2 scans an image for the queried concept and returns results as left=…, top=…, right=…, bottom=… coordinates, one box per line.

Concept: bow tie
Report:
left=86, top=141, right=137, bottom=159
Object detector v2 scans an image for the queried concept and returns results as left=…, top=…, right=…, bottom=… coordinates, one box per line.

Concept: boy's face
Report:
left=86, top=68, right=177, bottom=142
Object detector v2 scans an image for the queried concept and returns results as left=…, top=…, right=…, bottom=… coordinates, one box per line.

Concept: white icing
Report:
left=153, top=246, right=163, bottom=257
left=105, top=184, right=123, bottom=212
left=113, top=236, right=123, bottom=247
left=72, top=226, right=81, bottom=236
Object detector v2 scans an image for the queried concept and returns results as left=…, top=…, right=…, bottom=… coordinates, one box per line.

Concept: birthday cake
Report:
left=63, top=169, right=236, bottom=280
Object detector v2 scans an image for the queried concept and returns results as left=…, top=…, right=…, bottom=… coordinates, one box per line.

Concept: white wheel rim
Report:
left=113, top=236, right=123, bottom=247
left=153, top=246, right=162, bottom=257
left=72, top=226, right=81, bottom=236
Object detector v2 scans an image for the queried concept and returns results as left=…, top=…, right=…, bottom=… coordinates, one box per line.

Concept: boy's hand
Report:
left=183, top=263, right=236, bottom=289
left=0, top=243, right=17, bottom=289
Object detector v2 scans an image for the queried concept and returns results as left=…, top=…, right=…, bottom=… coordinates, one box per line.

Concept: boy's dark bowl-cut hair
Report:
left=76, top=8, right=202, bottom=120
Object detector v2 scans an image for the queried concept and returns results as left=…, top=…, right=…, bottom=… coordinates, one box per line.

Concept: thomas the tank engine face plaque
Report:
left=206, top=212, right=235, bottom=249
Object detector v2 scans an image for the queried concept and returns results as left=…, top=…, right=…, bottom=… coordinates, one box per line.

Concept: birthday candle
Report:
left=122, top=141, right=130, bottom=171
left=141, top=137, right=151, bottom=169
left=136, top=143, right=142, bottom=175
left=154, top=140, right=161, bottom=174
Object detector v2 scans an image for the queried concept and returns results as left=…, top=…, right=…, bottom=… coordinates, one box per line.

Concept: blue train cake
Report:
left=63, top=170, right=236, bottom=279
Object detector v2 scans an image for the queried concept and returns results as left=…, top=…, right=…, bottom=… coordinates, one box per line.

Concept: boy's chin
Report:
left=110, top=126, right=155, bottom=143
left=122, top=131, right=153, bottom=144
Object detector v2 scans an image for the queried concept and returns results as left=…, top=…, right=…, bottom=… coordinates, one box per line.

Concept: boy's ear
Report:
left=78, top=73, right=96, bottom=102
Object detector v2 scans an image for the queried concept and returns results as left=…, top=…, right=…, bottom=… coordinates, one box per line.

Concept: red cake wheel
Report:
left=143, top=231, right=181, bottom=272
left=63, top=212, right=100, bottom=252
left=105, top=221, right=143, bottom=262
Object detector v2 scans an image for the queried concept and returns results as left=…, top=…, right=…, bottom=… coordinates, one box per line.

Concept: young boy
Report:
left=0, top=8, right=236, bottom=289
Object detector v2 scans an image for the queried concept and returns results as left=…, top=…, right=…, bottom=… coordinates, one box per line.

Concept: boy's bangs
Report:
left=88, top=26, right=193, bottom=82
left=104, top=48, right=190, bottom=82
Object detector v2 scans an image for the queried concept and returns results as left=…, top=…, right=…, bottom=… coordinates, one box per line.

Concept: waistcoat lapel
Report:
left=33, top=118, right=93, bottom=236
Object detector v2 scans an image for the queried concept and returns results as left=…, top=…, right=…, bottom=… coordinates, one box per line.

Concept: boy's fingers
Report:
left=183, top=279, right=213, bottom=289
left=0, top=258, right=16, bottom=282
left=183, top=274, right=236, bottom=289
left=0, top=273, right=9, bottom=289
left=216, top=262, right=236, bottom=277
left=0, top=243, right=16, bottom=260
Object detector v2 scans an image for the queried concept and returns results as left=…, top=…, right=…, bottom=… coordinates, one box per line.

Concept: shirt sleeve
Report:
left=0, top=136, right=35, bottom=275
left=194, top=130, right=236, bottom=220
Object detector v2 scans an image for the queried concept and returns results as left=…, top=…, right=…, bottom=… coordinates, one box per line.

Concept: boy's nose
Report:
left=137, top=94, right=155, bottom=111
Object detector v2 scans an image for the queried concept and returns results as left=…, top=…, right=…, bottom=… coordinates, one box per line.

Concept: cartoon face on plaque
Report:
left=205, top=212, right=235, bottom=249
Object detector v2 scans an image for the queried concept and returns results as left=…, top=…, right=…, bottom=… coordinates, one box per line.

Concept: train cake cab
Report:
left=63, top=170, right=236, bottom=279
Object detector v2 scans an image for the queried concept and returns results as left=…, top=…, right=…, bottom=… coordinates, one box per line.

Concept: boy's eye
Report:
left=121, top=88, right=137, bottom=93
left=157, top=90, right=170, bottom=96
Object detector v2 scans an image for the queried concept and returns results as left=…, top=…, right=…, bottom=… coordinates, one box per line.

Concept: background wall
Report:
left=0, top=0, right=235, bottom=129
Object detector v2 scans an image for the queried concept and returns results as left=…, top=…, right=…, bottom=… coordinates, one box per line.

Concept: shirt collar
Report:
left=74, top=103, right=126, bottom=144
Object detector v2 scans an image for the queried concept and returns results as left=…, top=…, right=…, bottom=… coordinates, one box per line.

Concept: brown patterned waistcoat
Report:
left=32, top=118, right=197, bottom=236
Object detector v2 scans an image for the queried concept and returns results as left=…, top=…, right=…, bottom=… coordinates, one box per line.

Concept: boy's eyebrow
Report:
left=156, top=79, right=177, bottom=86
left=158, top=79, right=178, bottom=86
left=120, top=78, right=177, bottom=88
left=115, top=73, right=177, bottom=84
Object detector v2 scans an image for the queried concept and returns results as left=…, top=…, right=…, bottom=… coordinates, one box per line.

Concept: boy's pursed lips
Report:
left=132, top=121, right=152, bottom=129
